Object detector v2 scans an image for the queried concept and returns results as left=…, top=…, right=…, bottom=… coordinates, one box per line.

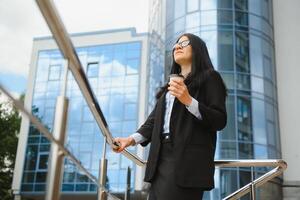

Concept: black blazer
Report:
left=136, top=70, right=227, bottom=191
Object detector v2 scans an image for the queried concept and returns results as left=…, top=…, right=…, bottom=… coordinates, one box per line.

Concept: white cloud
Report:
left=0, top=0, right=149, bottom=78
left=0, top=0, right=50, bottom=77
left=54, top=0, right=149, bottom=33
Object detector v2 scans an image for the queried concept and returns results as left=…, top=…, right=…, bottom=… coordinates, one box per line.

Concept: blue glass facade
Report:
left=150, top=0, right=281, bottom=199
left=21, top=41, right=142, bottom=194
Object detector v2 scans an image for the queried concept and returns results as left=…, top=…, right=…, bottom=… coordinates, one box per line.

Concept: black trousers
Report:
left=148, top=140, right=204, bottom=200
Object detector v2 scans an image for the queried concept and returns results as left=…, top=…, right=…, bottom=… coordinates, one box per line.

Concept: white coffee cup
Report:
left=169, top=74, right=184, bottom=83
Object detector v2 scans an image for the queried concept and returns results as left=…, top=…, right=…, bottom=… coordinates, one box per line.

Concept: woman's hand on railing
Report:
left=112, top=137, right=136, bottom=153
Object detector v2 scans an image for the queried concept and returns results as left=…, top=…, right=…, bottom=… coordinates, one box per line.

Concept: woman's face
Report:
left=173, top=36, right=193, bottom=66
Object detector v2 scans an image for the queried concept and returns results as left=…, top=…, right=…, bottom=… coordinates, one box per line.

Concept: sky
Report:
left=0, top=0, right=149, bottom=100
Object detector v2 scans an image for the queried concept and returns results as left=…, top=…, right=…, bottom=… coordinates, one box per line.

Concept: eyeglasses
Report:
left=172, top=40, right=190, bottom=50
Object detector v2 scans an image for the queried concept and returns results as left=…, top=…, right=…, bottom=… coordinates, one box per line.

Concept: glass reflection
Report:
left=220, top=169, right=238, bottom=198
left=186, top=12, right=200, bottom=29
left=23, top=42, right=141, bottom=193
left=218, top=31, right=233, bottom=71
left=220, top=95, right=236, bottom=140
left=218, top=10, right=233, bottom=24
left=237, top=96, right=252, bottom=142
left=201, top=11, right=217, bottom=26
left=218, top=0, right=233, bottom=9
left=187, top=0, right=199, bottom=12
left=201, top=0, right=217, bottom=10
left=252, top=98, right=267, bottom=144
left=236, top=32, right=250, bottom=72
left=236, top=73, right=250, bottom=90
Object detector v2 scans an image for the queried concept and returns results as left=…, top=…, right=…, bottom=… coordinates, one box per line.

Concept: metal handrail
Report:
left=215, top=159, right=287, bottom=199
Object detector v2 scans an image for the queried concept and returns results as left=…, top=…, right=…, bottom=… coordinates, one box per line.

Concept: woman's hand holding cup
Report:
left=168, top=74, right=192, bottom=106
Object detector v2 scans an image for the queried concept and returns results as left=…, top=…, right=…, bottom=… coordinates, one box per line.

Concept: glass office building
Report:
left=149, top=0, right=281, bottom=199
left=13, top=28, right=149, bottom=199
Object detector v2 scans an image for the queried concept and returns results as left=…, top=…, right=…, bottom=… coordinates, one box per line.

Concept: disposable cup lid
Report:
left=169, top=74, right=184, bottom=79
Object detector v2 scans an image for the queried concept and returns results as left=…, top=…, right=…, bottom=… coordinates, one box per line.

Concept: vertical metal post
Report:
left=124, top=167, right=131, bottom=200
left=250, top=166, right=256, bottom=200
left=98, top=138, right=108, bottom=200
left=45, top=60, right=69, bottom=200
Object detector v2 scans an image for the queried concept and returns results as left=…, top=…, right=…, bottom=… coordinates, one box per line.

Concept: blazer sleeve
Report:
left=197, top=71, right=227, bottom=131
left=135, top=103, right=157, bottom=146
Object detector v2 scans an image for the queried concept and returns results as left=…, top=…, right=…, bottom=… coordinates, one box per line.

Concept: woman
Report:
left=113, top=33, right=227, bottom=200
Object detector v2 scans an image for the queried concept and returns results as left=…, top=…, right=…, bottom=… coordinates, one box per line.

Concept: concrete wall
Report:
left=273, top=0, right=300, bottom=199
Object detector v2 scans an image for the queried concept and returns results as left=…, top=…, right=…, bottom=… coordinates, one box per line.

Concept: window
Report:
left=127, top=42, right=140, bottom=50
left=22, top=172, right=35, bottom=183
left=24, top=145, right=38, bottom=170
left=126, top=59, right=139, bottom=75
left=252, top=98, right=267, bottom=144
left=127, top=49, right=140, bottom=59
left=87, top=62, right=99, bottom=78
left=263, top=55, right=272, bottom=80
left=36, top=172, right=47, bottom=182
left=239, top=142, right=253, bottom=158
left=249, top=34, right=263, bottom=76
left=62, top=184, right=74, bottom=191
left=124, top=75, right=138, bottom=87
left=109, top=95, right=124, bottom=122
left=234, top=0, right=248, bottom=11
left=124, top=103, right=137, bottom=120
left=220, top=73, right=234, bottom=89
left=48, top=65, right=61, bottom=80
left=237, top=97, right=252, bottom=142
left=174, top=0, right=185, bottom=18
left=112, top=57, right=126, bottom=76
left=76, top=172, right=89, bottom=183
left=187, top=0, right=199, bottom=13
left=218, top=31, right=233, bottom=70
left=262, top=0, right=270, bottom=20
left=174, top=17, right=185, bottom=34
left=81, top=122, right=94, bottom=135
left=264, top=79, right=273, bottom=98
left=43, top=107, right=54, bottom=125
left=201, top=11, right=217, bottom=26
left=235, top=32, right=249, bottom=72
left=218, top=0, right=232, bottom=9
left=251, top=76, right=264, bottom=94
left=267, top=121, right=276, bottom=146
left=186, top=12, right=200, bottom=29
left=79, top=152, right=92, bottom=169
left=237, top=97, right=250, bottom=122
left=82, top=105, right=93, bottom=122
left=36, top=58, right=50, bottom=82
left=122, top=120, right=137, bottom=134
left=235, top=11, right=248, bottom=26
left=254, top=144, right=268, bottom=159
left=220, top=169, right=237, bottom=198
left=236, top=73, right=250, bottom=90
left=37, top=152, right=49, bottom=171
left=220, top=141, right=237, bottom=159
left=218, top=10, right=233, bottom=24
left=220, top=95, right=236, bottom=140
left=201, top=0, right=217, bottom=10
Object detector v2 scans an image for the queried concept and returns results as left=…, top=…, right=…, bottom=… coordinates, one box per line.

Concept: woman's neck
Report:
left=180, top=64, right=191, bottom=78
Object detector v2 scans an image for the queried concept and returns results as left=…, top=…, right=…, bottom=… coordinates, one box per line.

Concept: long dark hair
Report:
left=156, top=33, right=227, bottom=99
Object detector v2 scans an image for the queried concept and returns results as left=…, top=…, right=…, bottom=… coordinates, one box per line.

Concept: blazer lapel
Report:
left=154, top=90, right=167, bottom=142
